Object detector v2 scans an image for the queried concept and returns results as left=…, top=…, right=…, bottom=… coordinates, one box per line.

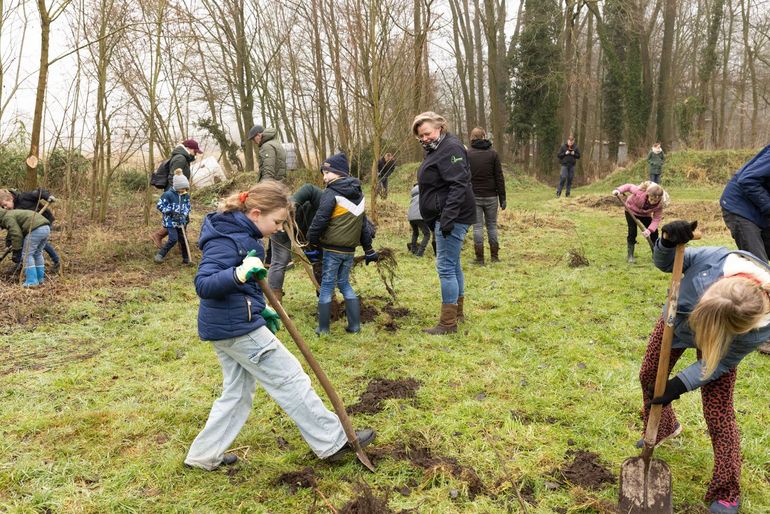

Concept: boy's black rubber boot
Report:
left=326, top=429, right=376, bottom=462
left=345, top=298, right=361, bottom=333
left=316, top=302, right=332, bottom=335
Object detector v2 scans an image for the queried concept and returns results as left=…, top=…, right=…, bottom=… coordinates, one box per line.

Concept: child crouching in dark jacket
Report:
left=306, top=153, right=378, bottom=334
left=154, top=170, right=191, bottom=264
left=185, top=180, right=374, bottom=470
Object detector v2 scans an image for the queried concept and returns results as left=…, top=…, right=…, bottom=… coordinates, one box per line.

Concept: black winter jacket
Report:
left=467, top=139, right=505, bottom=202
left=11, top=188, right=55, bottom=223
left=557, top=143, right=581, bottom=166
left=417, top=133, right=476, bottom=233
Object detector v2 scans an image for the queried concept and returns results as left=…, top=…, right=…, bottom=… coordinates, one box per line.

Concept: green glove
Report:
left=261, top=307, right=281, bottom=334
left=235, top=250, right=267, bottom=283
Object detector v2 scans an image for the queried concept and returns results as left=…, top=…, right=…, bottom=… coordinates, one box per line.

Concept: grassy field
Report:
left=1, top=156, right=769, bottom=513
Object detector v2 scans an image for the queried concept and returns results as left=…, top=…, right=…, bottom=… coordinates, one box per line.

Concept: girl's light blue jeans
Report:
left=434, top=221, right=469, bottom=304
left=185, top=327, right=347, bottom=470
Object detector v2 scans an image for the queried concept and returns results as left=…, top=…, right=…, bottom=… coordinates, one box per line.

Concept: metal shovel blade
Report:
left=619, top=456, right=673, bottom=513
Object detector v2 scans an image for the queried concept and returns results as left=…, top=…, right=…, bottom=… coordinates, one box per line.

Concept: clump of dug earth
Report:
left=567, top=248, right=590, bottom=267
left=275, top=467, right=317, bottom=494
left=558, top=450, right=616, bottom=490
left=347, top=377, right=420, bottom=415
left=371, top=443, right=486, bottom=499
left=338, top=482, right=392, bottom=513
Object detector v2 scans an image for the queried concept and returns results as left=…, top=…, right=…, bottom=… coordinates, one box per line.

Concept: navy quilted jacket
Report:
left=195, top=210, right=267, bottom=340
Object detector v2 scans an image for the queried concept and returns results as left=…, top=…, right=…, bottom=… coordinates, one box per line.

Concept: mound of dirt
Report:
left=339, top=482, right=392, bottom=513
left=347, top=378, right=420, bottom=415
left=382, top=303, right=410, bottom=318
left=575, top=195, right=621, bottom=210
left=359, top=301, right=379, bottom=323
left=559, top=450, right=616, bottom=490
left=275, top=467, right=317, bottom=494
left=372, top=443, right=485, bottom=499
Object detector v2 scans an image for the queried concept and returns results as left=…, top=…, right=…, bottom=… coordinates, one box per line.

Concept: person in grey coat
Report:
left=407, top=184, right=431, bottom=257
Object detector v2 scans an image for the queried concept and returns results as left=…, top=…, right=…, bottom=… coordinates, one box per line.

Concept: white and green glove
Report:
left=235, top=250, right=267, bottom=283
left=261, top=307, right=281, bottom=334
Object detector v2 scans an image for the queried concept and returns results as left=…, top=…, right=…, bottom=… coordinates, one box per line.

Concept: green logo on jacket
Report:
left=450, top=155, right=463, bottom=164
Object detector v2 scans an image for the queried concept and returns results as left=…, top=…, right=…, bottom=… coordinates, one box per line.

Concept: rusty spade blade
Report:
left=619, top=453, right=673, bottom=513
left=258, top=278, right=376, bottom=471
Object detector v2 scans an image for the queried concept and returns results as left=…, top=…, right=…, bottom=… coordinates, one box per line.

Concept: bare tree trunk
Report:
left=473, top=0, right=486, bottom=130
left=656, top=0, right=676, bottom=147
left=578, top=8, right=593, bottom=170
left=483, top=0, right=507, bottom=156
left=740, top=0, right=758, bottom=146
left=144, top=0, right=165, bottom=225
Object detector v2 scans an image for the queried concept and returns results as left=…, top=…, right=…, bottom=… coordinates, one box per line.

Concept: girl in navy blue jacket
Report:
left=185, top=180, right=374, bottom=470
left=640, top=220, right=770, bottom=514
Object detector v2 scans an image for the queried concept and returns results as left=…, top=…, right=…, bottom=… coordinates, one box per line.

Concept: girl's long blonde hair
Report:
left=219, top=180, right=291, bottom=215
left=638, top=181, right=669, bottom=207
left=690, top=276, right=770, bottom=379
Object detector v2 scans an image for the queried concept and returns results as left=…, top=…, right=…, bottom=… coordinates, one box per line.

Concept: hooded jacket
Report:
left=467, top=139, right=506, bottom=202
left=616, top=183, right=664, bottom=232
left=306, top=176, right=374, bottom=253
left=258, top=128, right=287, bottom=183
left=407, top=185, right=422, bottom=221
left=195, top=210, right=267, bottom=341
left=156, top=188, right=191, bottom=229
left=167, top=145, right=195, bottom=187
left=653, top=242, right=770, bottom=391
left=292, top=183, right=323, bottom=235
left=647, top=149, right=665, bottom=173
left=417, top=133, right=476, bottom=233
left=720, top=143, right=770, bottom=228
left=11, top=188, right=55, bottom=223
left=0, top=209, right=50, bottom=250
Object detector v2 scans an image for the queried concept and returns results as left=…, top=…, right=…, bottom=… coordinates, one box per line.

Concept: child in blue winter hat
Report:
left=154, top=169, right=192, bottom=264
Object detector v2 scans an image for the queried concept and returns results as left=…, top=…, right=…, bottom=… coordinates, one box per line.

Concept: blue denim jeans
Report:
left=434, top=221, right=469, bottom=304
left=318, top=251, right=356, bottom=304
left=557, top=164, right=575, bottom=196
left=185, top=326, right=347, bottom=470
left=23, top=225, right=50, bottom=271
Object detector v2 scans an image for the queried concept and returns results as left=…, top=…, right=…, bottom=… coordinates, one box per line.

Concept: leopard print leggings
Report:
left=639, top=317, right=741, bottom=503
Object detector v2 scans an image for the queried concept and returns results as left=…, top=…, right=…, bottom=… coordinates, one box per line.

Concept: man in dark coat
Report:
left=556, top=136, right=580, bottom=198
left=376, top=153, right=396, bottom=198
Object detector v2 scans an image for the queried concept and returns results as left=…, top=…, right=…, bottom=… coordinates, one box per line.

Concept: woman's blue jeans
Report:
left=434, top=221, right=469, bottom=304
left=318, top=251, right=357, bottom=304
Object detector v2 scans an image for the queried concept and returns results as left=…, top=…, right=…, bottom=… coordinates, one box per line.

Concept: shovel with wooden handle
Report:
left=618, top=224, right=700, bottom=513
left=257, top=276, right=376, bottom=472
left=615, top=193, right=655, bottom=253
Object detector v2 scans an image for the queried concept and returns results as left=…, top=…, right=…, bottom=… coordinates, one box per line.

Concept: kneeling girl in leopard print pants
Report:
left=639, top=220, right=770, bottom=514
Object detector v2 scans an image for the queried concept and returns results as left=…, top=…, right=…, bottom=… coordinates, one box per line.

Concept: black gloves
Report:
left=364, top=249, right=379, bottom=266
left=303, top=246, right=321, bottom=263
left=660, top=220, right=698, bottom=248
left=11, top=249, right=22, bottom=263
left=499, top=198, right=507, bottom=210
left=650, top=376, right=688, bottom=407
left=441, top=224, right=453, bottom=238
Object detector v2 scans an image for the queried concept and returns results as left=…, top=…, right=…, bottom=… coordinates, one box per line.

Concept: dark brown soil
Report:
left=347, top=378, right=420, bottom=415
left=275, top=467, right=317, bottom=493
left=558, top=450, right=616, bottom=490
left=519, top=482, right=536, bottom=504
left=382, top=320, right=398, bottom=332
left=371, top=443, right=486, bottom=499
left=359, top=301, right=379, bottom=323
left=382, top=303, right=410, bottom=318
left=567, top=248, right=589, bottom=267
left=339, top=482, right=392, bottom=513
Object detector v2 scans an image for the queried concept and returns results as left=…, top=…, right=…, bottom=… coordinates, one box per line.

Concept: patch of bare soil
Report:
left=567, top=248, right=589, bottom=267
left=339, top=482, right=392, bottom=514
left=275, top=467, right=317, bottom=494
left=382, top=303, right=410, bottom=318
left=665, top=200, right=728, bottom=234
left=359, top=300, right=379, bottom=323
left=371, top=443, right=486, bottom=499
left=574, top=195, right=622, bottom=211
left=558, top=450, right=616, bottom=490
left=347, top=378, right=420, bottom=415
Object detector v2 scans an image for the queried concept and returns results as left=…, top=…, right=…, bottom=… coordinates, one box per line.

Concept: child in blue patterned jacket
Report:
left=154, top=169, right=191, bottom=264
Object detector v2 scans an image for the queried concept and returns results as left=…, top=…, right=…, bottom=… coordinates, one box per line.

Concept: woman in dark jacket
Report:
left=185, top=180, right=373, bottom=470
left=412, top=111, right=476, bottom=334
left=467, top=127, right=506, bottom=264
